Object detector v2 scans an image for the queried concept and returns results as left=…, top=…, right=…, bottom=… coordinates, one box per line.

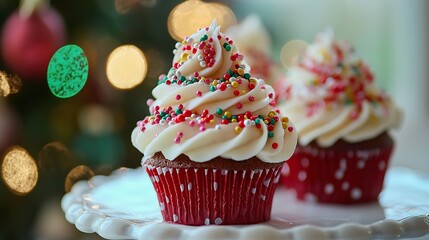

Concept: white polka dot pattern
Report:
left=280, top=138, right=394, bottom=204
left=146, top=164, right=283, bottom=225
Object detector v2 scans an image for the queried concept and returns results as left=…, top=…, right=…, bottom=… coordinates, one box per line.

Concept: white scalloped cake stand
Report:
left=61, top=167, right=429, bottom=240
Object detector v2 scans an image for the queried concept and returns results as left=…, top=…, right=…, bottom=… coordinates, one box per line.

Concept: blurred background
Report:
left=0, top=0, right=427, bottom=239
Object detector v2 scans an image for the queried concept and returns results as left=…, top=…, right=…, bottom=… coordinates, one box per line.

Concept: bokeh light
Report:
left=64, top=165, right=94, bottom=192
left=114, top=0, right=139, bottom=14
left=47, top=44, right=89, bottom=98
left=168, top=0, right=237, bottom=41
left=0, top=71, right=22, bottom=97
left=78, top=104, right=114, bottom=135
left=106, top=45, right=148, bottom=90
left=1, top=146, right=38, bottom=195
left=280, top=40, right=308, bottom=68
left=38, top=142, right=73, bottom=175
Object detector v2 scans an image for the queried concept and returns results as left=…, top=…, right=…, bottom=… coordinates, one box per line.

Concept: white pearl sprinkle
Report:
left=159, top=119, right=166, bottom=125
left=199, top=61, right=207, bottom=67
left=187, top=37, right=193, bottom=43
left=244, top=119, right=252, bottom=127
left=197, top=55, right=204, bottom=61
left=175, top=42, right=181, bottom=49
left=215, top=125, right=221, bottom=130
left=173, top=49, right=177, bottom=54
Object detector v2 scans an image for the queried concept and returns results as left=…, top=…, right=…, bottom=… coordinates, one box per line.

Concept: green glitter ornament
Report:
left=47, top=45, right=88, bottom=98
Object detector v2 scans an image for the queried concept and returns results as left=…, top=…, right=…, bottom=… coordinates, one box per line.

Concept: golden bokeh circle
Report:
left=0, top=71, right=22, bottom=97
left=106, top=45, right=148, bottom=90
left=167, top=0, right=237, bottom=41
left=280, top=40, right=308, bottom=68
left=64, top=165, right=94, bottom=192
left=1, top=146, right=38, bottom=195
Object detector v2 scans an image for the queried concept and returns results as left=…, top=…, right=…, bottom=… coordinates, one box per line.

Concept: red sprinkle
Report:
left=176, top=94, right=181, bottom=100
left=272, top=142, right=278, bottom=149
left=202, top=109, right=209, bottom=117
left=183, top=110, right=192, bottom=117
left=287, top=126, right=294, bottom=132
left=233, top=90, right=240, bottom=96
left=248, top=96, right=255, bottom=102
left=219, top=83, right=227, bottom=91
left=236, top=102, right=243, bottom=109
left=196, top=91, right=202, bottom=97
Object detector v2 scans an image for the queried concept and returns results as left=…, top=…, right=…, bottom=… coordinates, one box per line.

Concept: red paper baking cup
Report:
left=145, top=165, right=282, bottom=225
left=281, top=133, right=394, bottom=204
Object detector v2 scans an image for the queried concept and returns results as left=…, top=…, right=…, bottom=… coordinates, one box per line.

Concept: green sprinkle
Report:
left=258, top=115, right=264, bottom=119
left=180, top=76, right=186, bottom=81
left=352, top=66, right=360, bottom=76
left=268, top=132, right=274, bottom=138
left=216, top=108, right=223, bottom=115
left=210, top=85, right=216, bottom=92
left=227, top=70, right=234, bottom=75
left=231, top=115, right=237, bottom=119
left=270, top=119, right=275, bottom=125
left=175, top=109, right=182, bottom=114
left=200, top=34, right=208, bottom=42
left=254, top=118, right=261, bottom=124
left=221, top=115, right=228, bottom=119
left=243, top=73, right=251, bottom=79
left=47, top=44, right=88, bottom=98
left=345, top=99, right=352, bottom=105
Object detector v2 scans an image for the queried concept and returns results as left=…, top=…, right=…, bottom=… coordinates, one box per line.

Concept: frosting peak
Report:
left=277, top=29, right=402, bottom=147
left=132, top=20, right=297, bottom=163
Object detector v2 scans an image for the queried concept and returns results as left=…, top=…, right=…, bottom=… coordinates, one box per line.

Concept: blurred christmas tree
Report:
left=0, top=0, right=182, bottom=238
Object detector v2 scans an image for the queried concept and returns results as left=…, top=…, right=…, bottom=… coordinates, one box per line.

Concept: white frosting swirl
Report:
left=132, top=20, right=297, bottom=163
left=277, top=29, right=402, bottom=147
left=172, top=20, right=249, bottom=79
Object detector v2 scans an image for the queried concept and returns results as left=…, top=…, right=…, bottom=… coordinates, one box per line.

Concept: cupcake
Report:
left=276, top=29, right=402, bottom=204
left=131, top=20, right=297, bottom=225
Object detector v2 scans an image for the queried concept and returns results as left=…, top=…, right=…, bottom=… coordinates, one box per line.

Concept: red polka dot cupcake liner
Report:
left=145, top=165, right=282, bottom=225
left=280, top=133, right=394, bottom=204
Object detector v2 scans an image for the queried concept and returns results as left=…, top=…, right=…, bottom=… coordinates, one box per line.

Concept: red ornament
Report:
left=1, top=3, right=66, bottom=81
